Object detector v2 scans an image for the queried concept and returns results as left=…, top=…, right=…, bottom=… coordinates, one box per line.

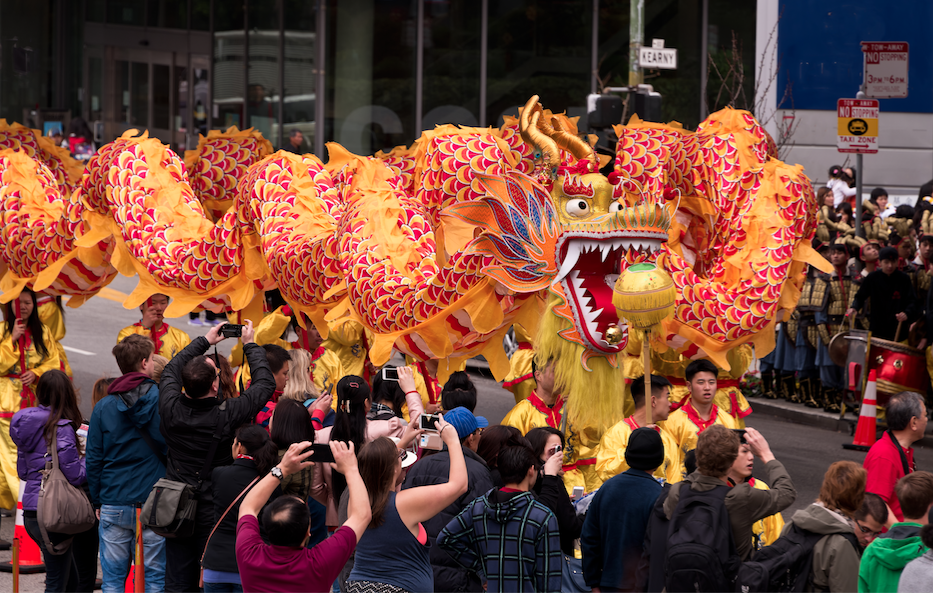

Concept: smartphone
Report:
left=301, top=443, right=336, bottom=464
left=219, top=324, right=244, bottom=338
left=571, top=486, right=584, bottom=501
left=381, top=367, right=399, bottom=382
left=548, top=444, right=562, bottom=457
left=420, top=413, right=440, bottom=432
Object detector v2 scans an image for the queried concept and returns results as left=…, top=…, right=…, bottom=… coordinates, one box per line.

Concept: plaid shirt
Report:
left=439, top=489, right=562, bottom=592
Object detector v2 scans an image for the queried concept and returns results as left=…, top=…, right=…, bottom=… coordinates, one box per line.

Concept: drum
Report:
left=829, top=329, right=928, bottom=406
left=868, top=337, right=929, bottom=405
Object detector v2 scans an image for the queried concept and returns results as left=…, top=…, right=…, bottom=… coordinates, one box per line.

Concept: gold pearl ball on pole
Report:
left=611, top=263, right=677, bottom=424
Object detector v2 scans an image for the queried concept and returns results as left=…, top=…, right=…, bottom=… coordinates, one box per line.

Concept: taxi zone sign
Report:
left=837, top=99, right=879, bottom=154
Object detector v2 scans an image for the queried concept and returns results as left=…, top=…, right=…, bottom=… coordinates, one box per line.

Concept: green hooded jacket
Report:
left=858, top=522, right=929, bottom=593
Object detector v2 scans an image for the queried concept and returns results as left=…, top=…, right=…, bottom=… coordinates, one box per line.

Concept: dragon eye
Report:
left=565, top=200, right=590, bottom=217
left=609, top=201, right=624, bottom=213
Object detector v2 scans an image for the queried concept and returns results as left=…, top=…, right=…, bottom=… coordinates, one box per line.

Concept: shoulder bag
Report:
left=142, top=401, right=227, bottom=538
left=37, top=426, right=97, bottom=555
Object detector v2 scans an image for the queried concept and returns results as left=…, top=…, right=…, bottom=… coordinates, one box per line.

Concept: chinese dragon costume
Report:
left=0, top=96, right=825, bottom=488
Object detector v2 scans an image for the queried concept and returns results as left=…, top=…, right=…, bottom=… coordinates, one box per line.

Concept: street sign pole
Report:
left=855, top=90, right=865, bottom=238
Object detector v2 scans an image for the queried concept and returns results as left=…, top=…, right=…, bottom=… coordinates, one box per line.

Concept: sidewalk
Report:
left=748, top=396, right=933, bottom=448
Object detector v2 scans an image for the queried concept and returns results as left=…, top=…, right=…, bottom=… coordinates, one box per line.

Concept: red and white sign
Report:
left=837, top=99, right=879, bottom=154
left=861, top=42, right=908, bottom=98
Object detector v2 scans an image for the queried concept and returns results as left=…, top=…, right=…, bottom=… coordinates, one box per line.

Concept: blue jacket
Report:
left=86, top=374, right=166, bottom=505
left=580, top=468, right=662, bottom=589
left=11, top=405, right=86, bottom=511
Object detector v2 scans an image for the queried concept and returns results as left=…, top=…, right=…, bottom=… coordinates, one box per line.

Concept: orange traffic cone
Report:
left=125, top=565, right=135, bottom=592
left=843, top=369, right=878, bottom=451
left=0, top=481, right=46, bottom=574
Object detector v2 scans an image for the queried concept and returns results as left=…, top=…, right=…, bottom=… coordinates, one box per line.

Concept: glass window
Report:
left=174, top=63, right=189, bottom=139
left=283, top=0, right=316, bottom=153
left=247, top=1, right=280, bottom=144
left=706, top=0, right=756, bottom=117
left=131, top=62, right=149, bottom=127
left=153, top=64, right=171, bottom=129
left=115, top=60, right=130, bottom=123
left=87, top=0, right=106, bottom=22
left=422, top=0, right=482, bottom=130
left=191, top=0, right=211, bottom=30
left=486, top=0, right=591, bottom=127
left=107, top=0, right=146, bottom=26
left=148, top=0, right=188, bottom=29
left=213, top=3, right=245, bottom=129
left=327, top=0, right=416, bottom=156
left=88, top=57, right=104, bottom=122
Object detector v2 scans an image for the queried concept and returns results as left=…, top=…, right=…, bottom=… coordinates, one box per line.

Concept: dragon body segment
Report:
left=0, top=101, right=824, bottom=435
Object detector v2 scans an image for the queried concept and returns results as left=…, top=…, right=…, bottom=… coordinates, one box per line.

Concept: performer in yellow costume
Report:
left=36, top=292, right=71, bottom=377
left=596, top=375, right=684, bottom=485
left=116, top=293, right=191, bottom=359
left=664, top=359, right=740, bottom=456
left=1, top=289, right=61, bottom=509
left=322, top=318, right=370, bottom=380
left=502, top=324, right=536, bottom=404
left=664, top=346, right=753, bottom=428
left=239, top=305, right=345, bottom=395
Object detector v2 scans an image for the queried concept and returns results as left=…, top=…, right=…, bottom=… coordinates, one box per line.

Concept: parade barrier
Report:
left=843, top=369, right=878, bottom=451
left=0, top=482, right=45, bottom=574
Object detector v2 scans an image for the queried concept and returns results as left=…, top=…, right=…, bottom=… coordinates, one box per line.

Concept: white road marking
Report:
left=63, top=345, right=96, bottom=356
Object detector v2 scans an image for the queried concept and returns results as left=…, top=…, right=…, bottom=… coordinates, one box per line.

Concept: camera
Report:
left=219, top=324, right=244, bottom=338
left=420, top=413, right=440, bottom=432
left=381, top=367, right=399, bottom=381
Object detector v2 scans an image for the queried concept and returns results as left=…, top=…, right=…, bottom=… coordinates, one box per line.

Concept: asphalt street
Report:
left=2, top=276, right=932, bottom=590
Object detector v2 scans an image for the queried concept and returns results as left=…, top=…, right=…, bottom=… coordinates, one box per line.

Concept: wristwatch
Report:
left=270, top=466, right=284, bottom=481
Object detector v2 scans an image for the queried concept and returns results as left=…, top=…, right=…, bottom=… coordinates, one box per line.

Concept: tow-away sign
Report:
left=862, top=42, right=908, bottom=98
left=837, top=99, right=879, bottom=154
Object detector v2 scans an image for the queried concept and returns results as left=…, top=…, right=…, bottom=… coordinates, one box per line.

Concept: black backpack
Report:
left=735, top=523, right=860, bottom=592
left=665, top=483, right=741, bottom=593
left=641, top=483, right=672, bottom=593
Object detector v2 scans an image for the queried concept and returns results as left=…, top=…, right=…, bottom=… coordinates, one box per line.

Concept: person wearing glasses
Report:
left=854, top=492, right=893, bottom=549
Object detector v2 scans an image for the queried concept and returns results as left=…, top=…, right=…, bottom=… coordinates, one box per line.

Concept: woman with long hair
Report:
left=347, top=428, right=468, bottom=593
left=281, top=348, right=319, bottom=401
left=1, top=288, right=61, bottom=514
left=202, top=425, right=280, bottom=592
left=207, top=351, right=238, bottom=399
left=91, top=377, right=115, bottom=409
left=313, top=371, right=423, bottom=527
left=11, top=370, right=98, bottom=592
left=525, top=426, right=584, bottom=557
left=270, top=398, right=316, bottom=501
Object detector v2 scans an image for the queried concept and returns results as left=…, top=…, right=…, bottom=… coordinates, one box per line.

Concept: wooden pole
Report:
left=643, top=329, right=652, bottom=425
left=134, top=507, right=145, bottom=593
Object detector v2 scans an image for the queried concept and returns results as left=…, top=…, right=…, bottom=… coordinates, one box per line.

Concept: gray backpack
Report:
left=37, top=428, right=97, bottom=554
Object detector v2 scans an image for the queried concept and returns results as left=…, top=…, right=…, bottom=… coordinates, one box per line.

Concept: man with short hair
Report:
left=848, top=246, right=918, bottom=341
left=663, top=425, right=796, bottom=561
left=285, top=129, right=304, bottom=153
left=402, top=406, right=492, bottom=592
left=117, top=293, right=191, bottom=359
left=596, top=374, right=683, bottom=484
left=582, top=427, right=665, bottom=591
left=439, top=444, right=562, bottom=593
left=854, top=492, right=891, bottom=549
left=864, top=391, right=928, bottom=521
left=159, top=320, right=277, bottom=591
left=664, top=359, right=740, bottom=456
left=236, top=440, right=371, bottom=593
left=87, top=334, right=167, bottom=593
left=859, top=471, right=933, bottom=592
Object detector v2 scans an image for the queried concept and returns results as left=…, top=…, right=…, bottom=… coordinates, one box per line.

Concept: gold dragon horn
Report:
left=520, top=95, right=560, bottom=168
left=549, top=116, right=599, bottom=172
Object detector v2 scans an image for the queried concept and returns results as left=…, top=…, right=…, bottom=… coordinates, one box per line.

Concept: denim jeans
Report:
left=99, top=505, right=166, bottom=593
left=203, top=583, right=243, bottom=593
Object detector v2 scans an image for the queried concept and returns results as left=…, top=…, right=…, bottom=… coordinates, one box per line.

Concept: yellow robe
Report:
left=750, top=478, right=786, bottom=551
left=596, top=418, right=684, bottom=485
left=663, top=401, right=740, bottom=456
left=322, top=320, right=369, bottom=379
left=665, top=346, right=754, bottom=428
left=502, top=325, right=536, bottom=404
left=501, top=393, right=598, bottom=494
left=0, top=324, right=61, bottom=509
left=116, top=323, right=191, bottom=360
left=37, top=297, right=71, bottom=377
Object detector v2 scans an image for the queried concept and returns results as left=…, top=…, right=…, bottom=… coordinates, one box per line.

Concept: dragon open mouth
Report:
left=555, top=233, right=665, bottom=353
